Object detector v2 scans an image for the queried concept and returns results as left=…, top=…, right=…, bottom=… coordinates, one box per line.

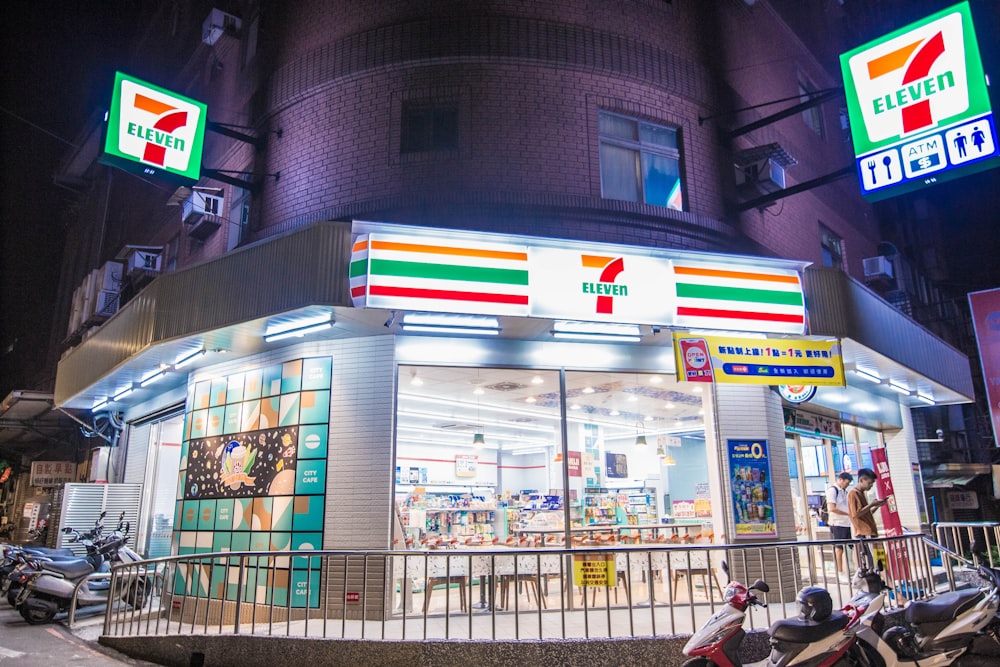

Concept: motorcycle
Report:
left=682, top=564, right=864, bottom=667
left=15, top=512, right=148, bottom=625
left=2, top=514, right=108, bottom=605
left=852, top=541, right=1000, bottom=667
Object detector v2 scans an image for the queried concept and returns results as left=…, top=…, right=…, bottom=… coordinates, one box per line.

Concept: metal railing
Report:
left=102, top=533, right=946, bottom=641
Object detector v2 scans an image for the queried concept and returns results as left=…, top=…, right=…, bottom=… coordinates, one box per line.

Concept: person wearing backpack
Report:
left=826, top=472, right=853, bottom=579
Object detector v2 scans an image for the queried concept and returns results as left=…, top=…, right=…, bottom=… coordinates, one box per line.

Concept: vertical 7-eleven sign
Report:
left=840, top=2, right=998, bottom=201
left=101, top=71, right=208, bottom=185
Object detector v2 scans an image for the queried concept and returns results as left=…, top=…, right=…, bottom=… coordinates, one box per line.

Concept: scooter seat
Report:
left=905, top=588, right=982, bottom=625
left=23, top=547, right=75, bottom=557
left=40, top=558, right=95, bottom=579
left=770, top=611, right=850, bottom=643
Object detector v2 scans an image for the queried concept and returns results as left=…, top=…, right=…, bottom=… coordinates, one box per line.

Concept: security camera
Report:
left=384, top=312, right=397, bottom=328
left=935, top=428, right=944, bottom=439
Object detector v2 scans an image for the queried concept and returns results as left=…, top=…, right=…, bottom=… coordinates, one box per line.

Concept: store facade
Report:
left=51, top=220, right=974, bottom=609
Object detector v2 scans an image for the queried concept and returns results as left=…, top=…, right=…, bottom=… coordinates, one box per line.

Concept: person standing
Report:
left=826, top=472, right=853, bottom=578
left=848, top=468, right=887, bottom=567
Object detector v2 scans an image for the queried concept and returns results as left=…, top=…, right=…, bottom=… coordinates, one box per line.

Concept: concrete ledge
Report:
left=100, top=632, right=773, bottom=667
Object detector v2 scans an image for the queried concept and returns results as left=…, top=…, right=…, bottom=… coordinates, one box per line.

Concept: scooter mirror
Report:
left=721, top=560, right=729, bottom=578
left=750, top=579, right=769, bottom=593
left=62, top=527, right=73, bottom=534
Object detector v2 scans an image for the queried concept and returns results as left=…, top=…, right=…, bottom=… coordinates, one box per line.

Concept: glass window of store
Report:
left=131, top=414, right=184, bottom=558
left=393, top=366, right=708, bottom=549
left=598, top=111, right=684, bottom=211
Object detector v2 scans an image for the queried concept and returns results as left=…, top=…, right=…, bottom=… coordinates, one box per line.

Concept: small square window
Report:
left=401, top=104, right=458, bottom=154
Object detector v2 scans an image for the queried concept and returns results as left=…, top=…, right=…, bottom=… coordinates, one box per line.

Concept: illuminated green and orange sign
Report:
left=840, top=2, right=998, bottom=200
left=101, top=71, right=207, bottom=185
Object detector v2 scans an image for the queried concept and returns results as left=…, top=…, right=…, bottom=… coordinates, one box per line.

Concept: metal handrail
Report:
left=101, top=532, right=945, bottom=641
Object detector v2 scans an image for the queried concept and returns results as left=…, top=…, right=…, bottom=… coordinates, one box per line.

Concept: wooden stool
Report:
left=500, top=574, right=546, bottom=609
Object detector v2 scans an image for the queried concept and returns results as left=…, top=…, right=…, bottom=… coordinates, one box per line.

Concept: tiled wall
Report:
left=174, top=356, right=333, bottom=607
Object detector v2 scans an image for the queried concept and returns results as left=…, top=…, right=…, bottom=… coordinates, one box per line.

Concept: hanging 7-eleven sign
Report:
left=101, top=72, right=208, bottom=185
left=840, top=2, right=999, bottom=201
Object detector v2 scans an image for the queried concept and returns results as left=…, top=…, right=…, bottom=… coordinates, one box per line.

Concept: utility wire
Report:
left=0, top=104, right=77, bottom=148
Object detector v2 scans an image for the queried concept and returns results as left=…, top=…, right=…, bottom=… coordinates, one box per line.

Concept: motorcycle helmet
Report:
left=796, top=586, right=833, bottom=622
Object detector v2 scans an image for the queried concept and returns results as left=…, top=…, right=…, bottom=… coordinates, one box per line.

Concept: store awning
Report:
left=922, top=474, right=984, bottom=489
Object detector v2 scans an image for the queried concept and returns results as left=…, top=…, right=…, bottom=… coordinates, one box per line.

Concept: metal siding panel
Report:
left=805, top=267, right=973, bottom=397
left=55, top=222, right=354, bottom=405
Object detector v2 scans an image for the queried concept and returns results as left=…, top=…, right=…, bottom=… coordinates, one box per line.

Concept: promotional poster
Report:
left=728, top=439, right=777, bottom=538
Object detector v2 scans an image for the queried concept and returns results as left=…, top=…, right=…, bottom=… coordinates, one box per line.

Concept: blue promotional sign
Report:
left=728, top=439, right=777, bottom=538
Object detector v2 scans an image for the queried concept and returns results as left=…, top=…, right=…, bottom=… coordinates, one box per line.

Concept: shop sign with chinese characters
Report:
left=29, top=461, right=78, bottom=487
left=674, top=333, right=844, bottom=386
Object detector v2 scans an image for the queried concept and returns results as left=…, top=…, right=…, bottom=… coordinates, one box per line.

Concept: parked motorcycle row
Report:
left=0, top=511, right=149, bottom=624
left=682, top=542, right=1000, bottom=667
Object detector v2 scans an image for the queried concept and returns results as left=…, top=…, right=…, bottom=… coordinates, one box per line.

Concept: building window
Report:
left=165, top=235, right=179, bottom=272
left=227, top=187, right=251, bottom=251
left=820, top=225, right=843, bottom=270
left=400, top=104, right=458, bottom=154
left=799, top=79, right=825, bottom=138
left=598, top=111, right=684, bottom=211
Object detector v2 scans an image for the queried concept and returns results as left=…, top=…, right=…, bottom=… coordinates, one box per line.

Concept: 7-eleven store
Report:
left=53, top=220, right=972, bottom=611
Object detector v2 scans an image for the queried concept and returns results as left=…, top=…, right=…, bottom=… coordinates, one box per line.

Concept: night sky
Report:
left=2, top=1, right=999, bottom=397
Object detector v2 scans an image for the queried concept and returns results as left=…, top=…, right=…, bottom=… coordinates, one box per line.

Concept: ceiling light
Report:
left=401, top=312, right=500, bottom=336
left=551, top=320, right=642, bottom=342
left=264, top=314, right=333, bottom=342
left=525, top=396, right=536, bottom=404
left=91, top=399, right=109, bottom=412
left=570, top=404, right=581, bottom=410
left=472, top=432, right=486, bottom=447
left=113, top=385, right=135, bottom=401
left=173, top=348, right=206, bottom=369
left=472, top=386, right=485, bottom=395
left=915, top=393, right=935, bottom=405
left=582, top=386, right=595, bottom=394
left=851, top=367, right=882, bottom=383
left=139, top=369, right=167, bottom=388
left=665, top=402, right=675, bottom=409
left=888, top=381, right=911, bottom=395
left=661, top=455, right=676, bottom=466
left=634, top=435, right=648, bottom=447
left=531, top=376, right=544, bottom=385
left=509, top=447, right=548, bottom=456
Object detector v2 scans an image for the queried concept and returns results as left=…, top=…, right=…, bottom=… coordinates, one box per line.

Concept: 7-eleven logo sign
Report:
left=581, top=255, right=628, bottom=314
left=843, top=5, right=971, bottom=147
left=103, top=72, right=207, bottom=183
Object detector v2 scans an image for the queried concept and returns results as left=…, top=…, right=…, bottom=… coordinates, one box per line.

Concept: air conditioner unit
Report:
left=127, top=250, right=162, bottom=274
left=737, top=158, right=786, bottom=193
left=863, top=256, right=894, bottom=280
left=93, top=290, right=119, bottom=318
left=202, top=9, right=242, bottom=46
left=182, top=188, right=225, bottom=224
left=96, top=261, right=124, bottom=292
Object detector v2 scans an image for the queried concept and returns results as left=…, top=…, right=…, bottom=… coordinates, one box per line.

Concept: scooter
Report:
left=15, top=513, right=147, bottom=625
left=682, top=566, right=864, bottom=667
left=2, top=513, right=109, bottom=605
left=852, top=541, right=1000, bottom=667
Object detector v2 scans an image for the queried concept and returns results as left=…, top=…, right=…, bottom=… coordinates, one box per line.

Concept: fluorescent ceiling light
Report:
left=888, top=381, right=911, bottom=395
left=552, top=320, right=642, bottom=342
left=851, top=367, right=881, bottom=383
left=915, top=394, right=935, bottom=405
left=91, top=399, right=109, bottom=412
left=174, top=348, right=206, bottom=369
left=264, top=314, right=333, bottom=342
left=139, top=369, right=167, bottom=388
left=401, top=325, right=500, bottom=336
left=508, top=447, right=548, bottom=456
left=113, top=385, right=135, bottom=401
left=403, top=313, right=499, bottom=328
